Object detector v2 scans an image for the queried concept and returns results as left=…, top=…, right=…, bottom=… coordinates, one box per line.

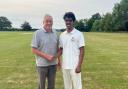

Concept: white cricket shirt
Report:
left=59, top=28, right=85, bottom=69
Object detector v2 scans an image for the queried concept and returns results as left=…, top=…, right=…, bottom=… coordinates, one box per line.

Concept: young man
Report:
left=58, top=12, right=85, bottom=89
left=31, top=14, right=58, bottom=89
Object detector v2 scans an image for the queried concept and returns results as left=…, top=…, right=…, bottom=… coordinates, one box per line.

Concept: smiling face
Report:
left=63, top=12, right=76, bottom=31
left=43, top=15, right=53, bottom=32
left=64, top=17, right=74, bottom=30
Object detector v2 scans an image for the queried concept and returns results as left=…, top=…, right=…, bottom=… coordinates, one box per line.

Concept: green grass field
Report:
left=0, top=32, right=128, bottom=89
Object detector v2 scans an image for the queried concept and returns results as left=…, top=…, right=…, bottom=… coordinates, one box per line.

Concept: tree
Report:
left=111, top=0, right=128, bottom=31
left=92, top=13, right=101, bottom=20
left=74, top=20, right=86, bottom=32
left=86, top=13, right=101, bottom=31
left=120, top=0, right=128, bottom=31
left=91, top=20, right=102, bottom=32
left=101, top=13, right=114, bottom=32
left=0, top=16, right=12, bottom=30
left=21, top=21, right=32, bottom=31
left=112, top=3, right=123, bottom=31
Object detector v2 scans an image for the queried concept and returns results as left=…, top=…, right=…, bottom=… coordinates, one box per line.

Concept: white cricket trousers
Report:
left=62, top=69, right=82, bottom=89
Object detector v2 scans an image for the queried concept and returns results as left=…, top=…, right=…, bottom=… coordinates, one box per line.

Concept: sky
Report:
left=0, top=0, right=121, bottom=29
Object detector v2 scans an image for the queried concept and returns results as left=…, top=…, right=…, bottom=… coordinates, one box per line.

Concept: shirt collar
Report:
left=42, top=28, right=53, bottom=33
left=66, top=28, right=76, bottom=34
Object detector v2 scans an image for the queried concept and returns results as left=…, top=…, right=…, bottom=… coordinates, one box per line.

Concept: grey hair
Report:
left=43, top=14, right=53, bottom=20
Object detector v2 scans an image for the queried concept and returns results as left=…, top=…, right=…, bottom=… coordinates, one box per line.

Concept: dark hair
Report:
left=63, top=12, right=76, bottom=22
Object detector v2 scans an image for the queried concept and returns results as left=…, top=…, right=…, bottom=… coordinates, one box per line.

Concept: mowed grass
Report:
left=0, top=31, right=128, bottom=89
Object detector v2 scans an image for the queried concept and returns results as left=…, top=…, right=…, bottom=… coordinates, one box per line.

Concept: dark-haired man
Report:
left=58, top=12, right=85, bottom=89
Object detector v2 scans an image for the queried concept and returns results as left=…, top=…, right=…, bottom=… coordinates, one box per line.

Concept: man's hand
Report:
left=46, top=54, right=55, bottom=61
left=32, top=47, right=55, bottom=61
left=75, top=66, right=81, bottom=73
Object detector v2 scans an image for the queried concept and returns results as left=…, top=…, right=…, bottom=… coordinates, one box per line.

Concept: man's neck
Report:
left=43, top=27, right=52, bottom=33
left=67, top=28, right=74, bottom=33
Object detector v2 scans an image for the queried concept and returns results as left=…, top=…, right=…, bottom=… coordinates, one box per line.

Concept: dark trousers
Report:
left=37, top=65, right=57, bottom=89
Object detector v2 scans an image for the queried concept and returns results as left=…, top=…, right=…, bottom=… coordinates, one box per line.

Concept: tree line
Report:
left=0, top=16, right=35, bottom=31
left=0, top=0, right=128, bottom=32
left=74, top=0, right=128, bottom=32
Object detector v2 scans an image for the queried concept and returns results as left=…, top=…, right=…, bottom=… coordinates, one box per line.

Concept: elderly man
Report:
left=31, top=14, right=58, bottom=89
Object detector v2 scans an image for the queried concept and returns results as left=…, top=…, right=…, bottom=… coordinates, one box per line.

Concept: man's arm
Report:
left=57, top=47, right=63, bottom=62
left=32, top=47, right=54, bottom=61
left=56, top=47, right=63, bottom=69
left=75, top=46, right=84, bottom=73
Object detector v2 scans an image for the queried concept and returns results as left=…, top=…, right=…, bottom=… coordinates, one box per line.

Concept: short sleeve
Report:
left=31, top=31, right=40, bottom=48
left=79, top=33, right=85, bottom=47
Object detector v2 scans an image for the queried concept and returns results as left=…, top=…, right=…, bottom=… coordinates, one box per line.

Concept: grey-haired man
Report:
left=31, top=14, right=58, bottom=89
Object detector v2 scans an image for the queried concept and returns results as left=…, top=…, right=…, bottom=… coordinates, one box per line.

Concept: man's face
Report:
left=43, top=16, right=53, bottom=30
left=64, top=18, right=74, bottom=30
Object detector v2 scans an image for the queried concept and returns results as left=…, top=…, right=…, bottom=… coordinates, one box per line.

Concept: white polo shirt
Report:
left=59, top=28, right=85, bottom=69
